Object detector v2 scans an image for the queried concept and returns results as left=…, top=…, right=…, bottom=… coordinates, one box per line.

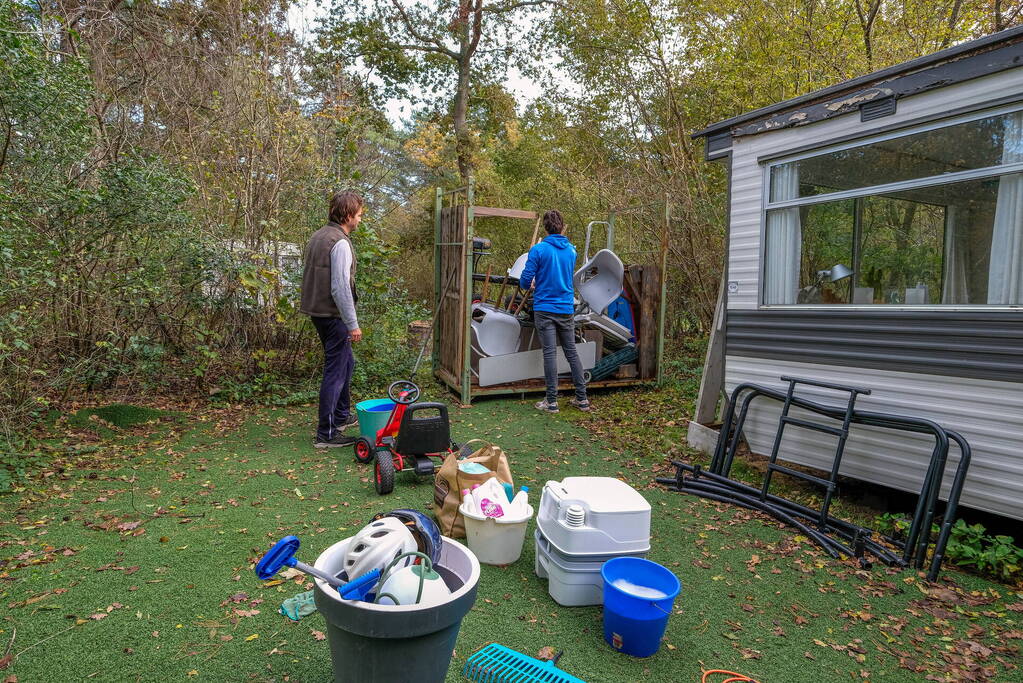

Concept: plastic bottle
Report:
left=460, top=488, right=477, bottom=516
left=502, top=482, right=515, bottom=502
left=509, top=486, right=529, bottom=517
left=475, top=478, right=506, bottom=518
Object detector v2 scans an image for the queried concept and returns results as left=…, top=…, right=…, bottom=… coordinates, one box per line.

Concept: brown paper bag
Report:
left=433, top=440, right=513, bottom=538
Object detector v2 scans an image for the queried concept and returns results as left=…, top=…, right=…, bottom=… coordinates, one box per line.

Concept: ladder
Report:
left=760, top=376, right=871, bottom=529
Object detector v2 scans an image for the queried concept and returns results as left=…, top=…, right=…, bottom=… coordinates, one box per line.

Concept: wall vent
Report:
left=860, top=96, right=897, bottom=121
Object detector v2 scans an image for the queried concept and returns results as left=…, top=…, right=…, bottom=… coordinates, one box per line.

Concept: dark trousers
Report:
left=534, top=311, right=587, bottom=404
left=311, top=316, right=355, bottom=441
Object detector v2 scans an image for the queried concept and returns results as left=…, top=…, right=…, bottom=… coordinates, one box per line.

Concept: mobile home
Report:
left=690, top=28, right=1023, bottom=521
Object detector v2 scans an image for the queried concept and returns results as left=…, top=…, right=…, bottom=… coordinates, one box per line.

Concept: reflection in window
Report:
left=764, top=175, right=1021, bottom=305
left=764, top=110, right=1023, bottom=305
left=771, top=109, right=1023, bottom=199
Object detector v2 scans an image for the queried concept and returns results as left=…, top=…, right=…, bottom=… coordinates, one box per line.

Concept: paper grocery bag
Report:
left=433, top=440, right=514, bottom=538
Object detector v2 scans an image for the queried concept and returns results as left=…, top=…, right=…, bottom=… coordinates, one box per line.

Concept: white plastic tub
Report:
left=460, top=502, right=534, bottom=566
left=534, top=529, right=648, bottom=606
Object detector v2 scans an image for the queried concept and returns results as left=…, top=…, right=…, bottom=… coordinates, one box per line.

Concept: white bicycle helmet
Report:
left=342, top=517, right=417, bottom=581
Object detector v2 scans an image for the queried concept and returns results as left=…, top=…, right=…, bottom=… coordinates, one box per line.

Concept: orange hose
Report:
left=701, top=670, right=759, bottom=683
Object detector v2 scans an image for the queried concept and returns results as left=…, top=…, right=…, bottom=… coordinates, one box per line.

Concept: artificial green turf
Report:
left=64, top=404, right=173, bottom=439
left=1, top=394, right=1020, bottom=682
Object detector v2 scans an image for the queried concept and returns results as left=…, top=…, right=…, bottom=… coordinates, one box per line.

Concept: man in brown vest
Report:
left=300, top=191, right=363, bottom=447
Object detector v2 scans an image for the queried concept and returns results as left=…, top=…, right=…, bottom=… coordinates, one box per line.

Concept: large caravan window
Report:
left=764, top=107, right=1023, bottom=305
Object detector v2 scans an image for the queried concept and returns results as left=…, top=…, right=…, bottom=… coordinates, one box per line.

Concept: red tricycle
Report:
left=353, top=381, right=461, bottom=495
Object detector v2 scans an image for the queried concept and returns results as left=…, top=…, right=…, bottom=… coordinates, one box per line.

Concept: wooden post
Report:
left=494, top=275, right=509, bottom=312
left=529, top=215, right=542, bottom=247
left=694, top=276, right=727, bottom=424
left=461, top=181, right=475, bottom=405
left=637, top=264, right=659, bottom=379
left=432, top=187, right=443, bottom=373
left=656, top=199, right=670, bottom=385
left=513, top=287, right=532, bottom=315
left=480, top=265, right=492, bottom=304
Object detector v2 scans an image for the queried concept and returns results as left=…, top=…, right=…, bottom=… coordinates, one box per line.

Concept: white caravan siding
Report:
left=724, top=357, right=1023, bottom=520
left=723, top=68, right=1023, bottom=520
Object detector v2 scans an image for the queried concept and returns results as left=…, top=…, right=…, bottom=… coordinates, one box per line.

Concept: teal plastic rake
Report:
left=463, top=643, right=586, bottom=683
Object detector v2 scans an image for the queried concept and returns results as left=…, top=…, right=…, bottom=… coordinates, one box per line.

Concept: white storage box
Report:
left=536, top=477, right=651, bottom=557
left=534, top=529, right=647, bottom=606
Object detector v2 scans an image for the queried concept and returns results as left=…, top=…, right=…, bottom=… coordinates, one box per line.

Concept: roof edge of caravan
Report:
left=692, top=26, right=1023, bottom=158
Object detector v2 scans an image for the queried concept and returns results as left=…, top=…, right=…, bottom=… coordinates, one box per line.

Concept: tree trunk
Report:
left=453, top=53, right=472, bottom=185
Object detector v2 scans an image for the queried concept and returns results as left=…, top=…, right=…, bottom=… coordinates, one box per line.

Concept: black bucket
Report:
left=312, top=536, right=480, bottom=683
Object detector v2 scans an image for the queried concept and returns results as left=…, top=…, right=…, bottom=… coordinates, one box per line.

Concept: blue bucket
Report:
left=355, top=399, right=395, bottom=442
left=600, top=557, right=680, bottom=658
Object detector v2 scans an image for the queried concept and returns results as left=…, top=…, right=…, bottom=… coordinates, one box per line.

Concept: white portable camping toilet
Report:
left=534, top=477, right=651, bottom=606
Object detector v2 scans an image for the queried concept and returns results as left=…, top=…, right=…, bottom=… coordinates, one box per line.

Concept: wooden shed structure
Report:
left=690, top=27, right=1023, bottom=521
left=432, top=183, right=669, bottom=404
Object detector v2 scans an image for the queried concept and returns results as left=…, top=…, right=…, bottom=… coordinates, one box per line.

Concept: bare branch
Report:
left=467, top=0, right=484, bottom=55
left=482, top=0, right=565, bottom=13
left=388, top=0, right=459, bottom=58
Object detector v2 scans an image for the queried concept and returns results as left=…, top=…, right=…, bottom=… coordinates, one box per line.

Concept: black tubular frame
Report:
left=661, top=463, right=905, bottom=566
left=657, top=378, right=972, bottom=581
left=760, top=376, right=870, bottom=529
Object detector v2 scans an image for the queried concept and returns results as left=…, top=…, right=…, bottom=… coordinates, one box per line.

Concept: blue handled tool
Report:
left=256, top=535, right=342, bottom=587
left=338, top=568, right=381, bottom=600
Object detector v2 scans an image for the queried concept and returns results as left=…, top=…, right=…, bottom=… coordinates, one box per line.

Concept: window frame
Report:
left=759, top=101, right=1023, bottom=310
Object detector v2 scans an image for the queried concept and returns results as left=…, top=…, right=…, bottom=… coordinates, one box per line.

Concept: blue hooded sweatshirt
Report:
left=519, top=234, right=577, bottom=314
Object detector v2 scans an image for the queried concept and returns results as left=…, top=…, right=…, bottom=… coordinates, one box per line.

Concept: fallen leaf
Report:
left=245, top=633, right=259, bottom=641
left=311, top=629, right=326, bottom=641
left=89, top=613, right=108, bottom=620
left=536, top=646, right=556, bottom=661
left=0, top=655, right=11, bottom=671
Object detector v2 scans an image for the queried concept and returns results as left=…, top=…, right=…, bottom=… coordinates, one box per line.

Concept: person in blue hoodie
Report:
left=519, top=210, right=590, bottom=413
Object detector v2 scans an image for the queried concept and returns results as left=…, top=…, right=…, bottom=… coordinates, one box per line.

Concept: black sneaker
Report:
left=341, top=415, right=359, bottom=431
left=314, top=434, right=357, bottom=448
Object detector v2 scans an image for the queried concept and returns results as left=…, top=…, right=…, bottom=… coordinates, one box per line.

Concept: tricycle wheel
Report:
left=353, top=437, right=374, bottom=464
left=374, top=450, right=394, bottom=495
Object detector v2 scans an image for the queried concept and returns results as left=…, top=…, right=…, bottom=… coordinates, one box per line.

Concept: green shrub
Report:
left=945, top=519, right=1023, bottom=582
left=874, top=511, right=912, bottom=538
